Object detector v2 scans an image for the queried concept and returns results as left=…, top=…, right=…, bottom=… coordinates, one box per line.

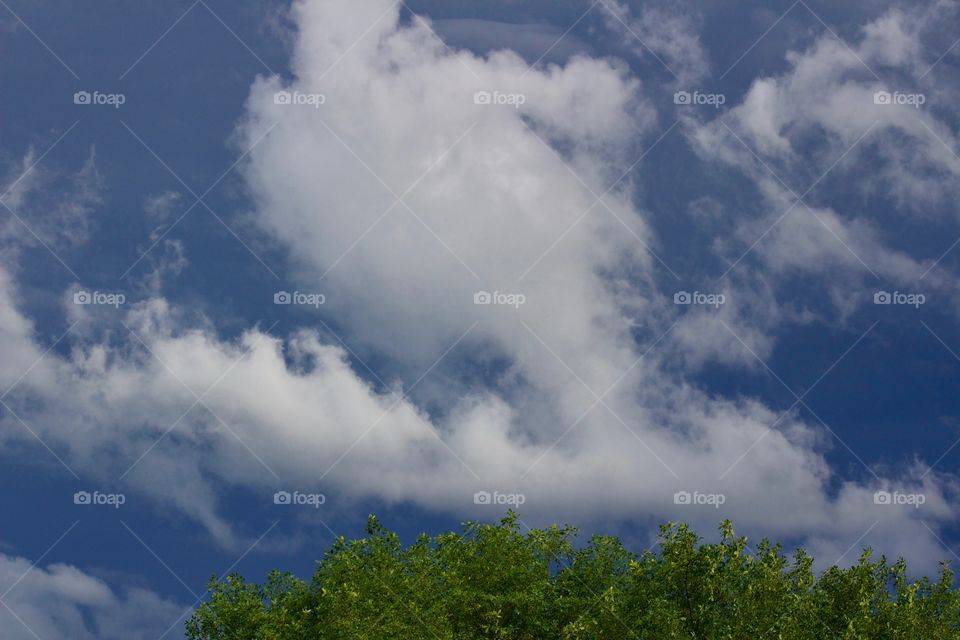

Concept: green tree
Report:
left=186, top=514, right=960, bottom=639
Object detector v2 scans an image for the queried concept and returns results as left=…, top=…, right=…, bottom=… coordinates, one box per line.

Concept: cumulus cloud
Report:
left=685, top=3, right=960, bottom=327
left=0, top=550, right=186, bottom=640
left=0, top=0, right=957, bottom=581
left=695, top=3, right=960, bottom=208
left=3, top=262, right=952, bottom=570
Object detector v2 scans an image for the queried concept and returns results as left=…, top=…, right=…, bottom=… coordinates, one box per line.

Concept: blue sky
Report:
left=2, top=0, right=960, bottom=637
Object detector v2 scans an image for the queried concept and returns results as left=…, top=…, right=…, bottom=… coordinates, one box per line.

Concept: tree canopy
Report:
left=186, top=513, right=960, bottom=639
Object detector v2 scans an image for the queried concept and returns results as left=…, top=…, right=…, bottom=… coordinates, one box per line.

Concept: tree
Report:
left=186, top=513, right=960, bottom=639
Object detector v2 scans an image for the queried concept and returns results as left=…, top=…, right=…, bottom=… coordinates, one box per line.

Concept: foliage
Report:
left=186, top=514, right=960, bottom=639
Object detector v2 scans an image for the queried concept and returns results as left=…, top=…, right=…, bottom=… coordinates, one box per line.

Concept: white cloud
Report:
left=601, top=0, right=710, bottom=84
left=686, top=4, right=960, bottom=326
left=0, top=0, right=956, bottom=580
left=0, top=145, right=103, bottom=250
left=696, top=5, right=960, bottom=208
left=0, top=551, right=186, bottom=640
left=143, top=190, right=183, bottom=225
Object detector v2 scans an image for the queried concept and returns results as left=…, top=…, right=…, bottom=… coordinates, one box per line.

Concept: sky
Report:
left=1, top=0, right=960, bottom=637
